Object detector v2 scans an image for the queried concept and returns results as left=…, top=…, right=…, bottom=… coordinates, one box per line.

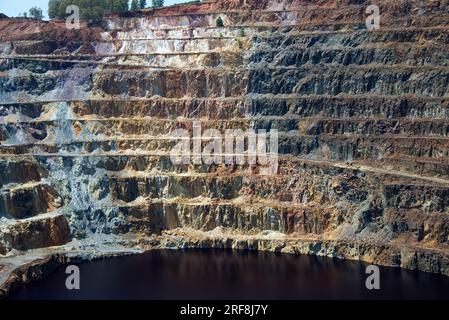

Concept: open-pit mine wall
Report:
left=0, top=0, right=448, bottom=291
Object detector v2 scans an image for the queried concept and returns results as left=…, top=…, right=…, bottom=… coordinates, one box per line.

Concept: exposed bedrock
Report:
left=0, top=0, right=448, bottom=283
left=0, top=213, right=71, bottom=254
left=0, top=184, right=62, bottom=219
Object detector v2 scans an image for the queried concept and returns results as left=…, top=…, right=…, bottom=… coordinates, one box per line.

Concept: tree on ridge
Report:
left=152, top=0, right=164, bottom=8
left=139, top=0, right=147, bottom=9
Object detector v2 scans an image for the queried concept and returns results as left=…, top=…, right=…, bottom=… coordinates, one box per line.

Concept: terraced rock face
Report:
left=0, top=0, right=449, bottom=288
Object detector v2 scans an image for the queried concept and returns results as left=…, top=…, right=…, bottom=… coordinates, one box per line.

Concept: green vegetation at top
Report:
left=18, top=7, right=44, bottom=20
left=131, top=0, right=139, bottom=11
left=48, top=0, right=129, bottom=23
left=29, top=7, right=44, bottom=19
left=152, top=0, right=165, bottom=8
left=48, top=0, right=164, bottom=24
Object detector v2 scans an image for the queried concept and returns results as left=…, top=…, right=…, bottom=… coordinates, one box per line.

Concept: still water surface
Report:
left=8, top=249, right=449, bottom=300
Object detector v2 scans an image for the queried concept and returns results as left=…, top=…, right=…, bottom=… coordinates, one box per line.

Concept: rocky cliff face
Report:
left=0, top=0, right=449, bottom=294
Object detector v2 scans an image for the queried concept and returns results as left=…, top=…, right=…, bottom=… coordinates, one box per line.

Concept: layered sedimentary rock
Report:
left=0, top=0, right=449, bottom=293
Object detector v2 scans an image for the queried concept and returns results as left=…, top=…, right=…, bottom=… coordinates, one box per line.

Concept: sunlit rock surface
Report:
left=0, top=0, right=449, bottom=296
